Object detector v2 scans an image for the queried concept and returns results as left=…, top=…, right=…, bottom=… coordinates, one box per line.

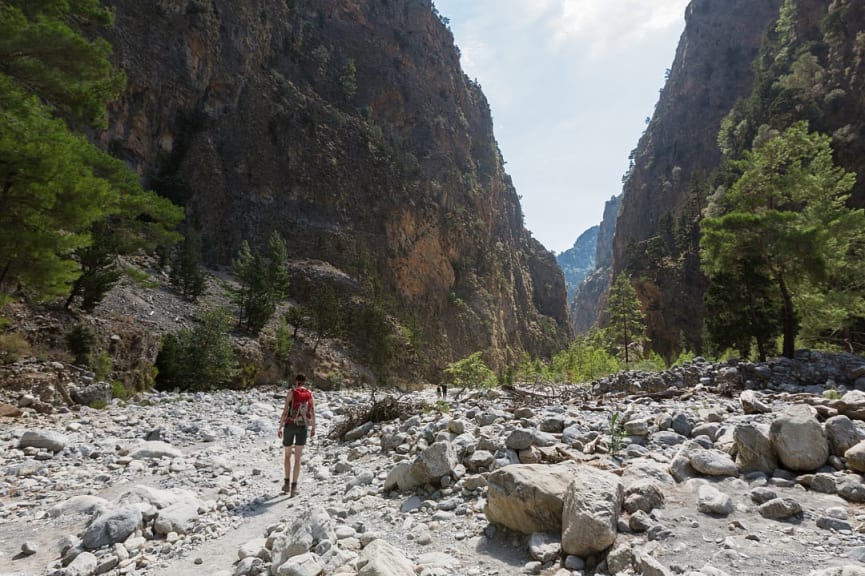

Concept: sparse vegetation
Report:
left=0, top=332, right=30, bottom=365
left=607, top=411, right=625, bottom=456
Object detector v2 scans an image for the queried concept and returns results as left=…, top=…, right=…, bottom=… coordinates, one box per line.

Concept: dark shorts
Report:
left=282, top=423, right=308, bottom=446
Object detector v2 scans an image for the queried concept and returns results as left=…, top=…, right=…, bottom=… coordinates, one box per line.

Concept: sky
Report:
left=433, top=0, right=690, bottom=254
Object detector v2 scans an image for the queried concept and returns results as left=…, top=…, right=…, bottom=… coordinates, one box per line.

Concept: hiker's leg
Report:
left=291, top=444, right=304, bottom=483
left=281, top=442, right=293, bottom=493
left=283, top=444, right=292, bottom=480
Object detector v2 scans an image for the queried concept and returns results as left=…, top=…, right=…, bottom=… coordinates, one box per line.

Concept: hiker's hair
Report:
left=295, top=373, right=307, bottom=383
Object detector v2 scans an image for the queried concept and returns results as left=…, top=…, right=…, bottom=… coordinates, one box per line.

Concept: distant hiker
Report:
left=277, top=373, right=316, bottom=496
left=437, top=383, right=448, bottom=399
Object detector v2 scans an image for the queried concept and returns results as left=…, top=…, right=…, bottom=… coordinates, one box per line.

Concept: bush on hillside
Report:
left=155, top=308, right=238, bottom=391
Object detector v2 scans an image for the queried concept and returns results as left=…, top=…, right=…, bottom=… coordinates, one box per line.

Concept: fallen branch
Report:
left=327, top=392, right=429, bottom=441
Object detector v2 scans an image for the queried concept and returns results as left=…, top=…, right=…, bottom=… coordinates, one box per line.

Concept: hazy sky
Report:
left=433, top=0, right=690, bottom=254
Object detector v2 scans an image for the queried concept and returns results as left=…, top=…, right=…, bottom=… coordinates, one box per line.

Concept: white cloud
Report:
left=434, top=0, right=688, bottom=252
left=549, top=0, right=689, bottom=59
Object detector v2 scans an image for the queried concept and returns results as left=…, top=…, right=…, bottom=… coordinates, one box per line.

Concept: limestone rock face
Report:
left=100, top=0, right=570, bottom=379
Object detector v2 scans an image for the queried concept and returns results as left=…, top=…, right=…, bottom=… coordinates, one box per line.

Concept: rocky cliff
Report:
left=576, top=0, right=865, bottom=360
left=98, top=0, right=571, bottom=380
left=608, top=0, right=782, bottom=359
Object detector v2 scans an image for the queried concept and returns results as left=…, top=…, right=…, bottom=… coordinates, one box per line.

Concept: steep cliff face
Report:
left=582, top=0, right=865, bottom=358
left=614, top=0, right=782, bottom=262
left=100, top=0, right=570, bottom=378
left=578, top=0, right=781, bottom=356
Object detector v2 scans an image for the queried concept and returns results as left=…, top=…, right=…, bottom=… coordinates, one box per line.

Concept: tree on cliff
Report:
left=701, top=121, right=865, bottom=358
left=0, top=0, right=181, bottom=305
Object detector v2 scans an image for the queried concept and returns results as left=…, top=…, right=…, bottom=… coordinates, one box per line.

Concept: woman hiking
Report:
left=277, top=373, right=316, bottom=496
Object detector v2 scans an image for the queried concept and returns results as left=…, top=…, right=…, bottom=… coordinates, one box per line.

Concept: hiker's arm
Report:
left=277, top=392, right=292, bottom=436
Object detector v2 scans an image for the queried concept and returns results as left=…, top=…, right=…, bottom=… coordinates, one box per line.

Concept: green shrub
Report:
left=608, top=411, right=625, bottom=456
left=550, top=337, right=621, bottom=384
left=0, top=332, right=30, bottom=365
left=65, top=324, right=96, bottom=366
left=111, top=380, right=129, bottom=401
left=236, top=362, right=259, bottom=389
left=93, top=350, right=113, bottom=380
left=154, top=308, right=238, bottom=391
left=632, top=351, right=668, bottom=372
left=670, top=349, right=697, bottom=367
left=445, top=351, right=496, bottom=389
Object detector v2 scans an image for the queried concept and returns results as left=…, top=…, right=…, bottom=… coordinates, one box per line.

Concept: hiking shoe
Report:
left=290, top=482, right=298, bottom=497
left=281, top=480, right=291, bottom=494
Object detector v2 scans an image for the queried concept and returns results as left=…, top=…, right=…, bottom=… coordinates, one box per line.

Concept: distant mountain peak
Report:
left=556, top=226, right=599, bottom=304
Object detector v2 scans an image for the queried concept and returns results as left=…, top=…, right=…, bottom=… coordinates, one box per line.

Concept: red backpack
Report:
left=289, top=387, right=313, bottom=426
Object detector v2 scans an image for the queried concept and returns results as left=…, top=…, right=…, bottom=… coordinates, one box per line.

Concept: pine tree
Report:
left=0, top=1, right=182, bottom=304
left=170, top=229, right=206, bottom=300
left=703, top=266, right=781, bottom=361
left=231, top=232, right=291, bottom=334
left=606, top=273, right=647, bottom=366
left=0, top=0, right=124, bottom=130
left=309, top=283, right=342, bottom=352
left=65, top=224, right=123, bottom=312
left=284, top=306, right=307, bottom=339
left=701, top=121, right=865, bottom=357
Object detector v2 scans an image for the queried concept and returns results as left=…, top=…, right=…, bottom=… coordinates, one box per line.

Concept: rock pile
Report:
left=3, top=352, right=865, bottom=575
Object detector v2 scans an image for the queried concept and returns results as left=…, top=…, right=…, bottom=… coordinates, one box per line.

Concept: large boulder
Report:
left=561, top=466, right=623, bottom=556
left=770, top=405, right=829, bottom=471
left=409, top=440, right=458, bottom=486
left=844, top=440, right=865, bottom=473
left=82, top=506, right=142, bottom=550
left=734, top=424, right=777, bottom=475
left=826, top=415, right=862, bottom=457
left=356, top=539, right=414, bottom=576
left=70, top=381, right=112, bottom=406
left=485, top=461, right=582, bottom=534
left=153, top=501, right=200, bottom=535
left=47, top=495, right=110, bottom=519
left=17, top=429, right=69, bottom=452
left=271, top=506, right=337, bottom=569
left=127, top=441, right=183, bottom=460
